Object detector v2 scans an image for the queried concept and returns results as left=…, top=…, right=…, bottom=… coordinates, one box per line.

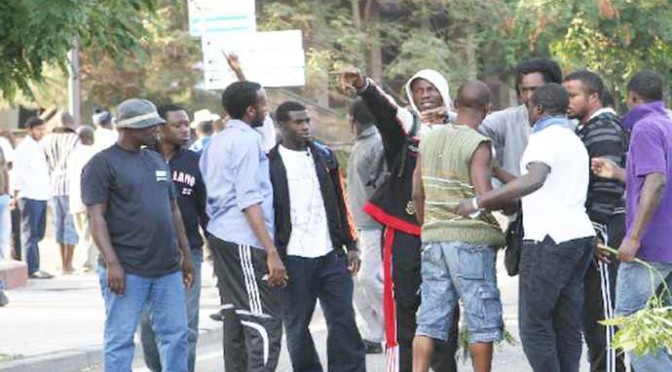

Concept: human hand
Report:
left=266, top=250, right=288, bottom=287
left=456, top=198, right=476, bottom=218
left=618, top=237, right=641, bottom=262
left=420, top=107, right=447, bottom=124
left=591, top=157, right=619, bottom=180
left=336, top=67, right=365, bottom=94
left=181, top=254, right=194, bottom=289
left=224, top=52, right=241, bottom=72
left=347, top=250, right=361, bottom=276
left=107, top=262, right=126, bottom=296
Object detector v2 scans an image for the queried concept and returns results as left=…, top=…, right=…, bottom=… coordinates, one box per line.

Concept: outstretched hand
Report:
left=223, top=52, right=242, bottom=72
left=334, top=67, right=365, bottom=94
left=591, top=157, right=619, bottom=180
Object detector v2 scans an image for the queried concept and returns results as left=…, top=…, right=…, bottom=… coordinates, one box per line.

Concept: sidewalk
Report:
left=0, top=237, right=223, bottom=372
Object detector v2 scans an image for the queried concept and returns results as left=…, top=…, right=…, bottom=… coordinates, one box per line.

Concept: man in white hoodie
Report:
left=340, top=68, right=458, bottom=372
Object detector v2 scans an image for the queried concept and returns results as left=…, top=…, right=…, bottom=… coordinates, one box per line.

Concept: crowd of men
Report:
left=1, top=52, right=671, bottom=372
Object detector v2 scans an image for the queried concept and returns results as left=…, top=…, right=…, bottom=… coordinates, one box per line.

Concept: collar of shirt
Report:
left=357, top=126, right=378, bottom=140
left=531, top=115, right=572, bottom=133
left=621, top=100, right=667, bottom=131
left=227, top=119, right=256, bottom=133
left=577, top=108, right=617, bottom=132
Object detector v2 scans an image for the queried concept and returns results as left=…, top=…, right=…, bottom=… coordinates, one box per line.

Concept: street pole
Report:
left=67, top=39, right=81, bottom=126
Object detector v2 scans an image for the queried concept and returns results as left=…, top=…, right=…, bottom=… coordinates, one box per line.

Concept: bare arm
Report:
left=225, top=52, right=246, bottom=81
left=411, top=154, right=425, bottom=225
left=457, top=162, right=550, bottom=216
left=493, top=165, right=516, bottom=184
left=171, top=199, right=194, bottom=288
left=243, top=204, right=288, bottom=287
left=87, top=203, right=125, bottom=295
left=591, top=157, right=626, bottom=183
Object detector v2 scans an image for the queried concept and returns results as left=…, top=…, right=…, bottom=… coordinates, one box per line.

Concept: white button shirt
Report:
left=13, top=135, right=50, bottom=201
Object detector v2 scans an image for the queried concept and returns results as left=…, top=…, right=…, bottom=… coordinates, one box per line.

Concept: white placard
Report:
left=188, top=0, right=256, bottom=37
left=202, top=30, right=306, bottom=89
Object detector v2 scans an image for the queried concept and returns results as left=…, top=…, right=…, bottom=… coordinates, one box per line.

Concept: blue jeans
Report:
left=416, top=241, right=503, bottom=343
left=140, top=250, right=203, bottom=372
left=51, top=195, right=78, bottom=245
left=19, top=198, right=47, bottom=274
left=98, top=266, right=189, bottom=372
left=615, top=261, right=672, bottom=371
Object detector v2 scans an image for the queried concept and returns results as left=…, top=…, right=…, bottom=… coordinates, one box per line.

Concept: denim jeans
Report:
left=19, top=198, right=47, bottom=274
left=98, top=266, right=189, bottom=372
left=140, top=249, right=203, bottom=372
left=615, top=261, right=672, bottom=371
left=519, top=236, right=594, bottom=372
left=416, top=241, right=503, bottom=344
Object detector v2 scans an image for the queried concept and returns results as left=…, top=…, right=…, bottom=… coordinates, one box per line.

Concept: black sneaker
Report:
left=362, top=339, right=383, bottom=354
left=209, top=309, right=224, bottom=322
left=0, top=290, right=8, bottom=307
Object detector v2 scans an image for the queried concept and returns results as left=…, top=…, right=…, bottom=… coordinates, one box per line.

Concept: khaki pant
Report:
left=73, top=212, right=97, bottom=269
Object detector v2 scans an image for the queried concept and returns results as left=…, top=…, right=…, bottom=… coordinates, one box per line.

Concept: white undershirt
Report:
left=278, top=145, right=333, bottom=258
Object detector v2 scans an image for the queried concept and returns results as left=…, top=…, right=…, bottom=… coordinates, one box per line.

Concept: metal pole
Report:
left=67, top=39, right=81, bottom=125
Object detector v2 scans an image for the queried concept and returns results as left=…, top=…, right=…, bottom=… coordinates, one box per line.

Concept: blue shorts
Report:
left=52, top=195, right=79, bottom=245
left=416, top=241, right=503, bottom=343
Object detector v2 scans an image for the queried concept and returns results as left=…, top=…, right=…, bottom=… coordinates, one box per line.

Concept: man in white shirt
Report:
left=268, top=101, right=365, bottom=372
left=67, top=126, right=97, bottom=271
left=92, top=109, right=118, bottom=153
left=12, top=117, right=53, bottom=279
left=457, top=83, right=595, bottom=372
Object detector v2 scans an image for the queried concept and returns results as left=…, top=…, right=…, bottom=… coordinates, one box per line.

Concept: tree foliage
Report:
left=0, top=0, right=166, bottom=101
left=515, top=0, right=672, bottom=99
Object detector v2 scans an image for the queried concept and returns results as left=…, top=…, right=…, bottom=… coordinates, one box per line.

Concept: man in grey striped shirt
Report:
left=43, top=112, right=80, bottom=274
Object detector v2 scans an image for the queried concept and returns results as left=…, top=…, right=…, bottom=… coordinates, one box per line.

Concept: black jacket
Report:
left=269, top=142, right=358, bottom=259
left=359, top=80, right=422, bottom=236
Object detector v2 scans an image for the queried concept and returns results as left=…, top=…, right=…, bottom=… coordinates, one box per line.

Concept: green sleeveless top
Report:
left=419, top=125, right=505, bottom=246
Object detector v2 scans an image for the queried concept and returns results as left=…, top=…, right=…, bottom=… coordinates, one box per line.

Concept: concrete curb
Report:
left=0, top=324, right=223, bottom=372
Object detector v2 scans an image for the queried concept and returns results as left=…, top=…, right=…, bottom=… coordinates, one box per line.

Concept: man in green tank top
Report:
left=411, top=81, right=507, bottom=372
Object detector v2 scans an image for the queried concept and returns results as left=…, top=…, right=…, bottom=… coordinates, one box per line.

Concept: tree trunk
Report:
left=365, top=0, right=382, bottom=81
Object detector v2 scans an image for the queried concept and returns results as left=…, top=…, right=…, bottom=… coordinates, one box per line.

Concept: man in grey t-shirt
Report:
left=82, top=98, right=194, bottom=372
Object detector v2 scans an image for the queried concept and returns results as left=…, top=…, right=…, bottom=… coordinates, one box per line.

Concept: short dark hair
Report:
left=627, top=70, right=663, bottom=102
left=601, top=89, right=615, bottom=108
left=157, top=104, right=187, bottom=121
left=275, top=101, right=307, bottom=123
left=564, top=70, right=604, bottom=96
left=350, top=98, right=375, bottom=127
left=515, top=58, right=562, bottom=90
left=198, top=121, right=214, bottom=135
left=221, top=81, right=262, bottom=120
left=530, top=83, right=569, bottom=116
left=25, top=117, right=45, bottom=129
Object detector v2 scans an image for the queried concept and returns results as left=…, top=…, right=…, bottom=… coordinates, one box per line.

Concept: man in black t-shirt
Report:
left=82, top=98, right=194, bottom=372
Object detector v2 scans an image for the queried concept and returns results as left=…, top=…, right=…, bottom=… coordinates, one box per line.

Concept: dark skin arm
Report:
left=243, top=204, right=288, bottom=287
left=171, top=199, right=194, bottom=289
left=412, top=153, right=425, bottom=225
left=493, top=165, right=516, bottom=184
left=618, top=173, right=665, bottom=262
left=224, top=52, right=246, bottom=82
left=87, top=203, right=126, bottom=295
left=457, top=162, right=550, bottom=216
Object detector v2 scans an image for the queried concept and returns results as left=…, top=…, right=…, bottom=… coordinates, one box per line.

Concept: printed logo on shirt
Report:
left=172, top=170, right=196, bottom=196
left=156, top=170, right=169, bottom=182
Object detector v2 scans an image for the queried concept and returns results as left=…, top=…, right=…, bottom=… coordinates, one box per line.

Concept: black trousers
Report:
left=520, top=236, right=594, bottom=372
left=209, top=236, right=283, bottom=372
left=281, top=250, right=366, bottom=372
left=583, top=213, right=626, bottom=372
left=386, top=229, right=459, bottom=372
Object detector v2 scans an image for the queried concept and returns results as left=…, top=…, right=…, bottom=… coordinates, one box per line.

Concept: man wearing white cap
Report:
left=189, top=109, right=219, bottom=155
left=82, top=98, right=194, bottom=372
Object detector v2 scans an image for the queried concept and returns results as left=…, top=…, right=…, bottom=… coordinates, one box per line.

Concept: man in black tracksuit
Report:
left=564, top=71, right=628, bottom=372
left=269, top=101, right=365, bottom=372
left=340, top=69, right=459, bottom=372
